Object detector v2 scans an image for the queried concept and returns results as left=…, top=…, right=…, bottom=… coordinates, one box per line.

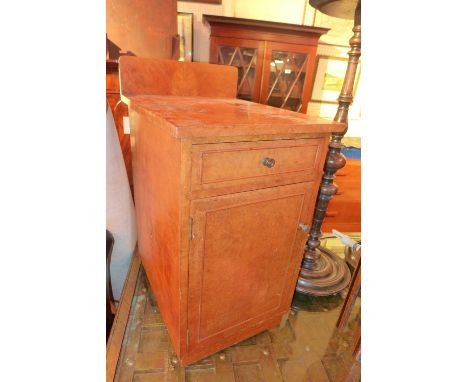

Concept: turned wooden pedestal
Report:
left=295, top=0, right=361, bottom=298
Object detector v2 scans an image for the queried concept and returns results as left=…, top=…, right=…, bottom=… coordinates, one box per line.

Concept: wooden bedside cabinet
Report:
left=120, top=57, right=346, bottom=365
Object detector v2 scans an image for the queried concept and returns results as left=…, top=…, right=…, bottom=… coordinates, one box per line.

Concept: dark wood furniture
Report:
left=120, top=55, right=346, bottom=366
left=203, top=15, right=328, bottom=113
left=296, top=0, right=361, bottom=297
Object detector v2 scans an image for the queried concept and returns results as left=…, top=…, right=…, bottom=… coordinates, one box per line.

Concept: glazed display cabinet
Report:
left=203, top=15, right=328, bottom=113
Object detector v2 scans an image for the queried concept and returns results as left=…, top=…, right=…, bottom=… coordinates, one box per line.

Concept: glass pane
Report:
left=266, top=50, right=308, bottom=112
left=218, top=46, right=257, bottom=101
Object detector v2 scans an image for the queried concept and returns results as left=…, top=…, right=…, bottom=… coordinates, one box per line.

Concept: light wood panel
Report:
left=186, top=182, right=315, bottom=365
left=119, top=56, right=238, bottom=99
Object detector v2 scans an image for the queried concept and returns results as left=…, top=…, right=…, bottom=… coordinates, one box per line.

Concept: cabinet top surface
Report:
left=127, top=95, right=346, bottom=139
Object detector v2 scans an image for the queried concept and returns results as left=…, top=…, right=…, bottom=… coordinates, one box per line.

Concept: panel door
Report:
left=260, top=42, right=317, bottom=113
left=210, top=36, right=265, bottom=102
left=186, top=182, right=317, bottom=363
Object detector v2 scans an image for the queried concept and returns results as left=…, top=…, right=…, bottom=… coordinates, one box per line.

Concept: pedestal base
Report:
left=296, top=246, right=351, bottom=297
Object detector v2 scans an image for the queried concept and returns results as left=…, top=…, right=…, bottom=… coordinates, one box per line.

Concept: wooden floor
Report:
left=107, top=237, right=360, bottom=382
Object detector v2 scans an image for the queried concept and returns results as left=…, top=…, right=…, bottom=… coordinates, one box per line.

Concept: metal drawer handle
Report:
left=261, top=157, right=275, bottom=168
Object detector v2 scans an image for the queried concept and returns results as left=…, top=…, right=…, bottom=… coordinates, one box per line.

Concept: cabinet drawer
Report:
left=190, top=138, right=327, bottom=198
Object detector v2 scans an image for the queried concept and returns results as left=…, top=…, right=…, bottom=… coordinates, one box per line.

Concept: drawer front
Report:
left=190, top=138, right=327, bottom=198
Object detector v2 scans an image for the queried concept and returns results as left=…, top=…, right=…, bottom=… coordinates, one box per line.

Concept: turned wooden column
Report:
left=296, top=0, right=361, bottom=297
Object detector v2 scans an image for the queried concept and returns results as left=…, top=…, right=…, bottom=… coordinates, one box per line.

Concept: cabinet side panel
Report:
left=129, top=109, right=182, bottom=355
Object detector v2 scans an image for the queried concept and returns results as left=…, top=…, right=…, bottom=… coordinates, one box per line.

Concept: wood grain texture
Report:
left=119, top=56, right=238, bottom=99
left=116, top=55, right=238, bottom=189
left=190, top=138, right=327, bottom=198
left=122, top=95, right=346, bottom=139
left=123, top=58, right=340, bottom=365
left=185, top=182, right=316, bottom=365
left=129, top=106, right=183, bottom=356
left=106, top=0, right=178, bottom=59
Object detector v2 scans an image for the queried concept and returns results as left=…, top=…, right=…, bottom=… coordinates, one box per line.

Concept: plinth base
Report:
left=295, top=246, right=351, bottom=297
